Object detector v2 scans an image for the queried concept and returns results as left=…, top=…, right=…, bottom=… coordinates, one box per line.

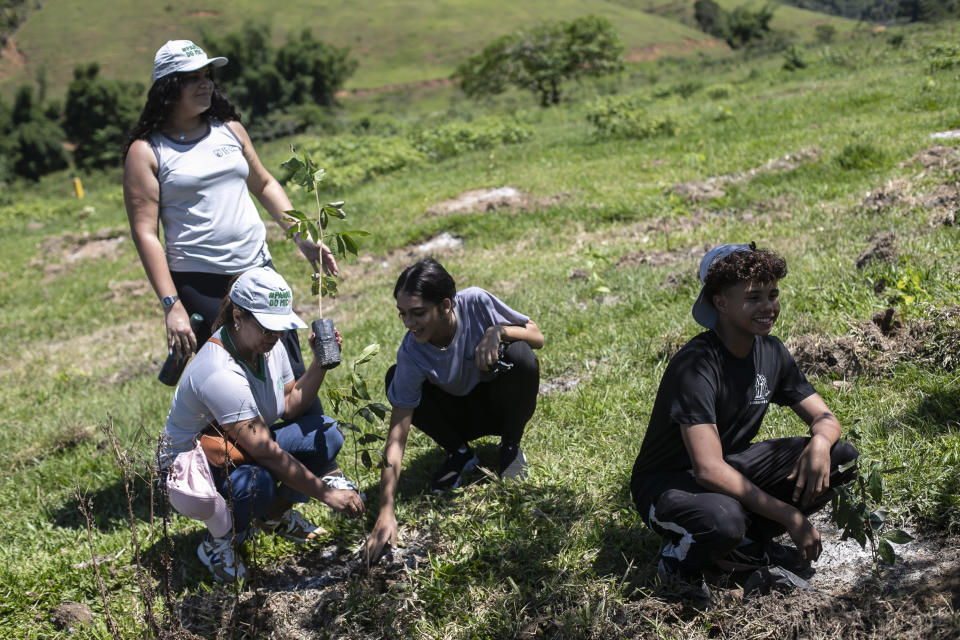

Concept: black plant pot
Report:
left=311, top=318, right=341, bottom=370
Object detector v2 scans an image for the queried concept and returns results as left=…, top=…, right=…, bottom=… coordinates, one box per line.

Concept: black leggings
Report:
left=170, top=266, right=306, bottom=379
left=385, top=341, right=540, bottom=452
left=631, top=437, right=859, bottom=572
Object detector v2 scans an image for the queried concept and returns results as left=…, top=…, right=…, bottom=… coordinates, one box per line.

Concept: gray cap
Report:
left=229, top=267, right=307, bottom=332
left=691, top=243, right=753, bottom=329
left=152, top=40, right=227, bottom=83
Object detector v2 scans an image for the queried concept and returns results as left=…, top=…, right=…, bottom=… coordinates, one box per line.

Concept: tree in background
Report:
left=694, top=0, right=775, bottom=49
left=63, top=63, right=143, bottom=170
left=203, top=23, right=356, bottom=137
left=455, top=15, right=624, bottom=107
left=0, top=84, right=68, bottom=181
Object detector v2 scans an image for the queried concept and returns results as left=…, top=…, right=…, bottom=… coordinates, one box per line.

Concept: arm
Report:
left=223, top=414, right=364, bottom=516
left=681, top=422, right=822, bottom=561
left=122, top=140, right=196, bottom=355
left=227, top=121, right=338, bottom=276
left=787, top=393, right=842, bottom=507
left=281, top=331, right=341, bottom=419
left=475, top=320, right=544, bottom=371
left=364, top=407, right=414, bottom=562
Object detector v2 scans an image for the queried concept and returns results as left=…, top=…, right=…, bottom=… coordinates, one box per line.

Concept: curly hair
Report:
left=702, top=243, right=787, bottom=300
left=121, top=69, right=241, bottom=161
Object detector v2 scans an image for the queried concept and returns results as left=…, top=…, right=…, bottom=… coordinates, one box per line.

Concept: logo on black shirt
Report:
left=751, top=374, right=770, bottom=405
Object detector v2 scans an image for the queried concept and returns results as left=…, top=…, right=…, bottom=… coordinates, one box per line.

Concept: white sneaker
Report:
left=259, top=509, right=326, bottom=543
left=197, top=535, right=246, bottom=582
left=322, top=473, right=366, bottom=501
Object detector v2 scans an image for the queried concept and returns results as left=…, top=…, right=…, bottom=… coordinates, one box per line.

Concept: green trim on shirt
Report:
left=219, top=327, right=266, bottom=382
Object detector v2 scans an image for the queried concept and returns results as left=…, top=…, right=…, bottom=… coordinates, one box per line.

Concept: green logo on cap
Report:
left=182, top=44, right=203, bottom=57
left=268, top=290, right=292, bottom=308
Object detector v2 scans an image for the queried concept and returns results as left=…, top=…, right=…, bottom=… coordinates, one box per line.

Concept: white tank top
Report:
left=151, top=120, right=271, bottom=274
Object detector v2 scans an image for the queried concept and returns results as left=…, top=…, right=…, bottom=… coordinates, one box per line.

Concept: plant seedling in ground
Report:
left=831, top=454, right=914, bottom=576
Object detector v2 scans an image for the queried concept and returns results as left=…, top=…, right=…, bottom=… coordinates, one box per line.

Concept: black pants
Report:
left=385, top=341, right=539, bottom=452
left=171, top=264, right=306, bottom=379
left=631, top=437, right=858, bottom=572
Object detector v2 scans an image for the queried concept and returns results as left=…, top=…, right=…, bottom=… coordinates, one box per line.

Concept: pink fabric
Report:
left=167, top=440, right=232, bottom=537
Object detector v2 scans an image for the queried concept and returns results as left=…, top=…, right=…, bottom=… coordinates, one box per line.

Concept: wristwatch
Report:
left=161, top=295, right=180, bottom=309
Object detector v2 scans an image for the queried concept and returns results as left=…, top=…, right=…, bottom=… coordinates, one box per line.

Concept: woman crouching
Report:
left=365, top=257, right=543, bottom=560
left=159, top=266, right=364, bottom=581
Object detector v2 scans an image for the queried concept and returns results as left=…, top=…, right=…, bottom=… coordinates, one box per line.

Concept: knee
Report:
left=503, top=341, right=539, bottom=377
left=227, top=465, right=278, bottom=506
left=321, top=420, right=344, bottom=457
left=831, top=440, right=860, bottom=484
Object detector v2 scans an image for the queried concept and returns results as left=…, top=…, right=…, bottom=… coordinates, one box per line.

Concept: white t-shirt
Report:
left=386, top=287, right=529, bottom=409
left=159, top=327, right=293, bottom=468
left=150, top=119, right=271, bottom=274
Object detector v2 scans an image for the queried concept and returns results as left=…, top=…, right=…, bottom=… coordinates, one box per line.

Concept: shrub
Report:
left=455, top=15, right=624, bottom=107
left=926, top=45, right=960, bottom=71
left=63, top=63, right=143, bottom=170
left=814, top=24, right=836, bottom=44
left=410, top=117, right=533, bottom=160
left=586, top=96, right=680, bottom=139
left=782, top=45, right=808, bottom=71
left=835, top=141, right=887, bottom=170
left=298, top=135, right=426, bottom=190
left=706, top=84, right=734, bottom=100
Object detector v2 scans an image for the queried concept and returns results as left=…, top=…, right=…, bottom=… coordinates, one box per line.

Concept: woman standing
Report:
left=123, top=39, right=333, bottom=377
left=160, top=267, right=364, bottom=582
left=364, top=257, right=543, bottom=560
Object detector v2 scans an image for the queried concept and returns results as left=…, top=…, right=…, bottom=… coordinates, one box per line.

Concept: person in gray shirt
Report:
left=365, top=257, right=544, bottom=561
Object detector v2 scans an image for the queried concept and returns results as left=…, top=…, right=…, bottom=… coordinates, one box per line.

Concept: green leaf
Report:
left=324, top=204, right=347, bottom=219
left=320, top=209, right=328, bottom=230
left=868, top=470, right=883, bottom=503
left=313, top=168, right=326, bottom=185
left=361, top=450, right=373, bottom=468
left=340, top=422, right=360, bottom=433
left=359, top=407, right=374, bottom=423
left=369, top=402, right=389, bottom=419
left=284, top=209, right=308, bottom=222
left=311, top=279, right=320, bottom=296
left=358, top=433, right=383, bottom=445
left=341, top=233, right=359, bottom=255
left=882, top=529, right=914, bottom=544
left=878, top=539, right=895, bottom=565
left=354, top=343, right=380, bottom=366
left=306, top=221, right=320, bottom=244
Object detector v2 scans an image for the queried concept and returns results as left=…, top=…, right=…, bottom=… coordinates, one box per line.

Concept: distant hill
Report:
left=0, top=0, right=709, bottom=97
left=0, top=0, right=855, bottom=98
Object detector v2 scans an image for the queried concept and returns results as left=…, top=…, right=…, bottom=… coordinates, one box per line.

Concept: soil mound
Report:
left=424, top=187, right=566, bottom=217
left=904, top=145, right=960, bottom=172
left=789, top=306, right=960, bottom=377
left=855, top=232, right=897, bottom=269
left=616, top=244, right=707, bottom=270
left=670, top=147, right=820, bottom=202
left=32, top=228, right=128, bottom=278
left=860, top=179, right=914, bottom=214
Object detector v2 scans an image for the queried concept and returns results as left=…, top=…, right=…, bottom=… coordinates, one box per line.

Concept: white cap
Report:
left=229, top=267, right=307, bottom=332
left=167, top=444, right=232, bottom=538
left=691, top=243, right=753, bottom=329
left=152, top=40, right=227, bottom=83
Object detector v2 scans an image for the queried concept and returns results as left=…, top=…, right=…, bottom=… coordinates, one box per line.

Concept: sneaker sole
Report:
left=430, top=454, right=479, bottom=494
left=197, top=542, right=245, bottom=582
left=499, top=450, right=528, bottom=480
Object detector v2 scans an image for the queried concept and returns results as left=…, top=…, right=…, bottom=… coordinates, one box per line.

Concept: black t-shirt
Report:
left=633, top=331, right=816, bottom=476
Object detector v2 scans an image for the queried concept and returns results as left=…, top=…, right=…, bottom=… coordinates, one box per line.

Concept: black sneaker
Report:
left=430, top=448, right=479, bottom=494
left=498, top=443, right=528, bottom=480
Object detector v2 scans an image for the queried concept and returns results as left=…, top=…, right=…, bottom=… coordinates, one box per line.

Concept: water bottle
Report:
left=158, top=313, right=204, bottom=386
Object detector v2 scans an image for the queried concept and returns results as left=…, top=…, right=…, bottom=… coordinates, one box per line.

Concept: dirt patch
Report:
left=670, top=147, right=821, bottom=202
left=32, top=228, right=128, bottom=278
left=625, top=38, right=728, bottom=63
left=0, top=36, right=26, bottom=78
left=104, top=279, right=152, bottom=301
left=179, top=528, right=431, bottom=639
left=860, top=179, right=915, bottom=214
left=789, top=306, right=960, bottom=378
left=50, top=602, right=94, bottom=632
left=855, top=232, right=897, bottom=269
left=616, top=244, right=707, bottom=270
left=920, top=183, right=960, bottom=227
left=903, top=145, right=960, bottom=173
left=539, top=374, right=582, bottom=395
left=424, top=187, right=567, bottom=217
left=186, top=10, right=218, bottom=17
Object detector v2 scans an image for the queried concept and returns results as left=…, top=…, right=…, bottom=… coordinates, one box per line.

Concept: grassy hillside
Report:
left=0, top=0, right=713, bottom=96
left=1, top=18, right=959, bottom=640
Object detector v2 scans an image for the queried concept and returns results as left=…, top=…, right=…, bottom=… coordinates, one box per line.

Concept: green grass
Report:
left=1, top=19, right=960, bottom=639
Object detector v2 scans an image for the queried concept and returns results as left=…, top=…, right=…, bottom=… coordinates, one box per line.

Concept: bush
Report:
left=706, top=84, right=734, bottom=100
left=835, top=141, right=887, bottom=170
left=782, top=45, right=808, bottom=71
left=455, top=15, right=624, bottom=107
left=13, top=119, right=69, bottom=180
left=63, top=63, right=143, bottom=170
left=298, top=135, right=426, bottom=190
left=814, top=24, right=836, bottom=44
left=586, top=96, right=680, bottom=139
left=410, top=117, right=533, bottom=160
